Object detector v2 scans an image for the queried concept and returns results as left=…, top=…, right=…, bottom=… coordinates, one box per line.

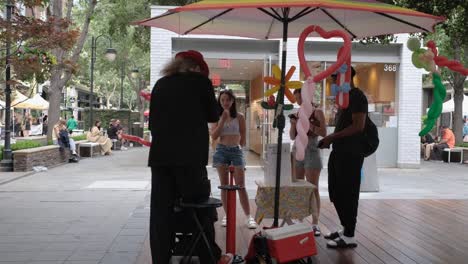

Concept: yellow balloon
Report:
left=265, top=86, right=280, bottom=96
left=287, top=81, right=303, bottom=89
left=272, top=65, right=281, bottom=79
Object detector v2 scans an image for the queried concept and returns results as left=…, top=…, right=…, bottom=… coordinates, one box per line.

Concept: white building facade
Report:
left=150, top=6, right=423, bottom=168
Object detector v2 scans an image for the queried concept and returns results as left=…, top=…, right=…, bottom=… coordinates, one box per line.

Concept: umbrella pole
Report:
left=273, top=12, right=289, bottom=227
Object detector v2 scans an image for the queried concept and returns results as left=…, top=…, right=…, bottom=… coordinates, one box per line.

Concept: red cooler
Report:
left=263, top=223, right=317, bottom=263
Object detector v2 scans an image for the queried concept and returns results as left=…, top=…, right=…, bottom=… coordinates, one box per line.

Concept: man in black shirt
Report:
left=149, top=50, right=230, bottom=264
left=318, top=67, right=367, bottom=249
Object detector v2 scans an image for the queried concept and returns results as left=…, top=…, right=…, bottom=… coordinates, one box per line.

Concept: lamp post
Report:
left=0, top=0, right=14, bottom=172
left=89, top=35, right=117, bottom=129
left=119, top=62, right=139, bottom=109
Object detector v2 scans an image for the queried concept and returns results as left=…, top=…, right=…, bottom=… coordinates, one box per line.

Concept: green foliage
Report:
left=80, top=109, right=140, bottom=131
left=0, top=3, right=79, bottom=84
left=71, top=134, right=87, bottom=141
left=0, top=141, right=43, bottom=160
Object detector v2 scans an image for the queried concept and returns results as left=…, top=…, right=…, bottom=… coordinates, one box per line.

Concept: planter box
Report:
left=13, top=145, right=70, bottom=172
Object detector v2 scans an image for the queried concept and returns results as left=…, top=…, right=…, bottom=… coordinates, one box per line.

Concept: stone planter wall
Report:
left=13, top=145, right=70, bottom=172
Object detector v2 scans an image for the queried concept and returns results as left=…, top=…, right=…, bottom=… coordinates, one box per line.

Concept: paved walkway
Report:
left=0, top=148, right=151, bottom=264
left=0, top=148, right=467, bottom=264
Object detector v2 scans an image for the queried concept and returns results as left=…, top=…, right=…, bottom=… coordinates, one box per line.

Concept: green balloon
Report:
left=411, top=49, right=425, bottom=69
left=407, top=38, right=421, bottom=52
left=419, top=73, right=446, bottom=136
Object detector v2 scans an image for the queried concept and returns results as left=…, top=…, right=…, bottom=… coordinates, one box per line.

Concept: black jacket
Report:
left=148, top=72, right=219, bottom=167
left=58, top=129, right=70, bottom=149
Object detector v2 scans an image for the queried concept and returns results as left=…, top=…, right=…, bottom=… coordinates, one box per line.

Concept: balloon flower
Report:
left=261, top=64, right=302, bottom=110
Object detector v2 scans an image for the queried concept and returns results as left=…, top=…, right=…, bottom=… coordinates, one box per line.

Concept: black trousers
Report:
left=150, top=166, right=222, bottom=264
left=328, top=151, right=364, bottom=237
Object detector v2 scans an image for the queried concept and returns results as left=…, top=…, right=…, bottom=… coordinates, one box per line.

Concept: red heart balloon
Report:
left=298, top=25, right=351, bottom=82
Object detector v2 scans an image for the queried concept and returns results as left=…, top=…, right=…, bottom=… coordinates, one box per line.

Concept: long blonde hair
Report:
left=161, top=57, right=200, bottom=76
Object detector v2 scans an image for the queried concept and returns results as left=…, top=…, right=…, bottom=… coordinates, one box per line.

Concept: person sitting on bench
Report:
left=55, top=120, right=79, bottom=161
left=423, top=126, right=455, bottom=160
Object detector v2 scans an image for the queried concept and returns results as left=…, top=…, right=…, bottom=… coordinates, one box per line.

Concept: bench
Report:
left=443, top=147, right=467, bottom=163
left=79, top=142, right=102, bottom=157
left=13, top=145, right=71, bottom=172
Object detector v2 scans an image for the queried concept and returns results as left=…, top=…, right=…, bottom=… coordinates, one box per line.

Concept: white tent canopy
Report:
left=11, top=92, right=49, bottom=110
left=25, top=93, right=49, bottom=110
left=442, top=95, right=468, bottom=115
left=11, top=90, right=29, bottom=107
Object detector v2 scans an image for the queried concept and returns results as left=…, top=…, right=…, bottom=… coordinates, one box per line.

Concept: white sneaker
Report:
left=246, top=216, right=258, bottom=229
left=221, top=216, right=227, bottom=227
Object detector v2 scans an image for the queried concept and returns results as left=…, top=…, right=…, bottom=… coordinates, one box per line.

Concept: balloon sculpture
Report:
left=295, top=25, right=352, bottom=161
left=261, top=65, right=302, bottom=110
left=407, top=38, right=468, bottom=136
left=331, top=47, right=352, bottom=109
left=120, top=90, right=153, bottom=147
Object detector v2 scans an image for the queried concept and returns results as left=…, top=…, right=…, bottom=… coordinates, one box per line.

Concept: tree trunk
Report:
left=451, top=43, right=466, bottom=145
left=47, top=74, right=63, bottom=141
left=453, top=73, right=465, bottom=145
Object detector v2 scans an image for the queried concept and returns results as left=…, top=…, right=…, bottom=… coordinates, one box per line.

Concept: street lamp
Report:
left=89, top=35, right=116, bottom=129
left=119, top=62, right=140, bottom=109
left=0, top=0, right=14, bottom=172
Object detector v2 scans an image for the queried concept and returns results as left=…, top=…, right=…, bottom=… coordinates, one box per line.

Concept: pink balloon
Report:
left=295, top=79, right=315, bottom=161
left=297, top=25, right=352, bottom=82
left=296, top=25, right=352, bottom=160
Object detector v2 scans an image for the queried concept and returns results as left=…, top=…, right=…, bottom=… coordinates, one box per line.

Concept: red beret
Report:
left=175, top=50, right=209, bottom=77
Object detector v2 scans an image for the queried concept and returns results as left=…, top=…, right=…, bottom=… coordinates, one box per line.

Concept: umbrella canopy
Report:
left=137, top=0, right=444, bottom=39
left=0, top=99, right=5, bottom=108
left=136, top=0, right=445, bottom=227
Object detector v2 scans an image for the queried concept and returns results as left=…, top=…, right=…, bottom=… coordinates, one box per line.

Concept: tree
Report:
left=0, top=1, right=79, bottom=87
left=391, top=0, right=467, bottom=144
left=74, top=0, right=151, bottom=127
left=46, top=0, right=98, bottom=141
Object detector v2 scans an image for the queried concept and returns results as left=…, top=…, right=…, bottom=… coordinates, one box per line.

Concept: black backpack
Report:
left=362, top=115, right=379, bottom=157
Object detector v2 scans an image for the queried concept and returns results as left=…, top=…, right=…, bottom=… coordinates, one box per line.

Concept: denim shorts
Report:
left=213, top=144, right=245, bottom=168
left=292, top=137, right=323, bottom=169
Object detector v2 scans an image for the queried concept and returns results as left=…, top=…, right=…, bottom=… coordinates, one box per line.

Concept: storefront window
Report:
left=302, top=62, right=398, bottom=127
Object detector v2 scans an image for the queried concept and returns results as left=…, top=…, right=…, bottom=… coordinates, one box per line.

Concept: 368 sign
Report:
left=384, top=64, right=398, bottom=72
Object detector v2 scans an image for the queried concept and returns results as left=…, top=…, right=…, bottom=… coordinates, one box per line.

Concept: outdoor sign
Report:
left=219, top=59, right=231, bottom=69
left=212, top=74, right=221, bottom=86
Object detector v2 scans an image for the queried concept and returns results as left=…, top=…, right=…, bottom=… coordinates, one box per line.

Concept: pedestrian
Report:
left=289, top=88, right=326, bottom=236
left=463, top=120, right=468, bottom=142
left=318, top=67, right=366, bottom=249
left=66, top=116, right=78, bottom=134
left=148, top=50, right=233, bottom=264
left=42, top=115, right=48, bottom=136
left=22, top=112, right=31, bottom=137
left=210, top=89, right=258, bottom=229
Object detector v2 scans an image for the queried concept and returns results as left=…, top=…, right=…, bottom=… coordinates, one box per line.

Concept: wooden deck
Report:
left=136, top=199, right=468, bottom=264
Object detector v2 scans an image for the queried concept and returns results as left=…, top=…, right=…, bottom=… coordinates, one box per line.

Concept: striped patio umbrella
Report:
left=135, top=0, right=445, bottom=226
